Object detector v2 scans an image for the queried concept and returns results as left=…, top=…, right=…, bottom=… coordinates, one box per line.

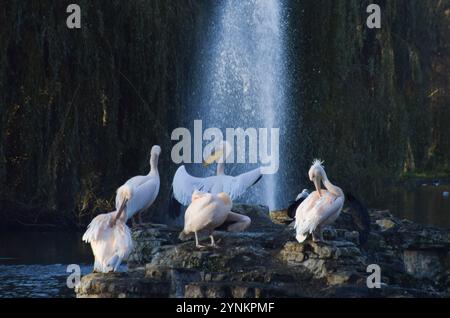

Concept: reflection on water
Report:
left=375, top=184, right=450, bottom=229
left=0, top=183, right=449, bottom=297
left=0, top=231, right=92, bottom=265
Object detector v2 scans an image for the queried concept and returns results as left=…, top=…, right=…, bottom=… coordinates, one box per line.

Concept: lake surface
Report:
left=0, top=183, right=449, bottom=298
left=374, top=183, right=450, bottom=229
left=0, top=231, right=94, bottom=298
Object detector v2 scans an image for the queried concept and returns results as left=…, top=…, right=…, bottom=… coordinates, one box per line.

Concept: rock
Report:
left=269, top=210, right=293, bottom=225
left=76, top=205, right=450, bottom=298
left=75, top=269, right=171, bottom=298
left=403, top=250, right=443, bottom=279
left=232, top=204, right=279, bottom=231
left=128, top=224, right=180, bottom=268
left=278, top=241, right=305, bottom=264
left=344, top=231, right=360, bottom=245
left=327, top=271, right=353, bottom=285
left=376, top=219, right=397, bottom=231
left=323, top=228, right=338, bottom=240
left=184, top=281, right=308, bottom=298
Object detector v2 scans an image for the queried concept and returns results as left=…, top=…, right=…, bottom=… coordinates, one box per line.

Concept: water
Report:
left=375, top=183, right=450, bottom=229
left=0, top=231, right=94, bottom=298
left=186, top=0, right=292, bottom=210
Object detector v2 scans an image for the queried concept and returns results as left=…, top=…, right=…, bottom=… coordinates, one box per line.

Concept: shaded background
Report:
left=0, top=0, right=448, bottom=228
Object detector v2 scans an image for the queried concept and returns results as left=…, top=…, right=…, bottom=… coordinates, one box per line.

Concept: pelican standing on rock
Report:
left=82, top=185, right=133, bottom=273
left=171, top=141, right=262, bottom=209
left=116, top=145, right=161, bottom=226
left=295, top=159, right=344, bottom=243
left=179, top=191, right=251, bottom=248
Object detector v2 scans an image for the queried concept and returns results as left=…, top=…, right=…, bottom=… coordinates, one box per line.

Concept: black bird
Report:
left=345, top=193, right=371, bottom=245
left=286, top=189, right=310, bottom=219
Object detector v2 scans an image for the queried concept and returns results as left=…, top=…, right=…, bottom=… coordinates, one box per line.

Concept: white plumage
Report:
left=172, top=141, right=262, bottom=206
left=82, top=185, right=133, bottom=273
left=295, top=160, right=344, bottom=243
left=172, top=165, right=261, bottom=206
left=115, top=145, right=161, bottom=225
left=179, top=191, right=250, bottom=248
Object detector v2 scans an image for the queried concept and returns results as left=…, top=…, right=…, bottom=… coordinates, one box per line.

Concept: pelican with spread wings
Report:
left=171, top=141, right=262, bottom=209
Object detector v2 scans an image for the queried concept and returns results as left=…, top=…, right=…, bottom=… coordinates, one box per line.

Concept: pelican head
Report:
left=308, top=159, right=325, bottom=197
left=150, top=145, right=161, bottom=159
left=203, top=140, right=232, bottom=167
left=149, top=145, right=161, bottom=169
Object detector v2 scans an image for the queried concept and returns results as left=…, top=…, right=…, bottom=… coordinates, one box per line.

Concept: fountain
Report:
left=184, top=0, right=296, bottom=210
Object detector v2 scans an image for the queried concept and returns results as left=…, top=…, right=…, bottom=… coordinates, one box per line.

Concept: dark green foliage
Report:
left=0, top=0, right=212, bottom=227
left=288, top=0, right=449, bottom=203
left=0, top=1, right=448, bottom=226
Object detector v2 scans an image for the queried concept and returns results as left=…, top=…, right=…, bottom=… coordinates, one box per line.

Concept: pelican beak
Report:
left=203, top=150, right=224, bottom=167
left=314, top=175, right=322, bottom=197
left=112, top=198, right=128, bottom=227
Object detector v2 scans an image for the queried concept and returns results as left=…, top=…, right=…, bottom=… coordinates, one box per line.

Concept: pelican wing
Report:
left=172, top=166, right=262, bottom=206
left=115, top=175, right=148, bottom=209
left=82, top=213, right=113, bottom=243
left=294, top=192, right=320, bottom=228
left=295, top=192, right=344, bottom=242
left=125, top=176, right=160, bottom=220
left=172, top=166, right=214, bottom=206
left=222, top=167, right=262, bottom=200
left=310, top=194, right=344, bottom=229
left=113, top=223, right=133, bottom=259
left=125, top=175, right=148, bottom=187
left=83, top=215, right=133, bottom=273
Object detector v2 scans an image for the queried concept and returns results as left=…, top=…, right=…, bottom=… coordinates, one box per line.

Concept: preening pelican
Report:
left=82, top=185, right=133, bottom=273
left=295, top=160, right=344, bottom=243
left=179, top=191, right=251, bottom=248
left=171, top=141, right=262, bottom=211
left=116, top=145, right=161, bottom=226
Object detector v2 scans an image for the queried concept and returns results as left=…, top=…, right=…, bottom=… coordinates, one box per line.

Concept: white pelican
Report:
left=179, top=191, right=251, bottom=248
left=82, top=185, right=133, bottom=273
left=295, top=160, right=344, bottom=243
left=116, top=145, right=161, bottom=226
left=171, top=141, right=262, bottom=208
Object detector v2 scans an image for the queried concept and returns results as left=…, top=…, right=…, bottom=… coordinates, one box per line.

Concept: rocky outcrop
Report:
left=76, top=204, right=450, bottom=298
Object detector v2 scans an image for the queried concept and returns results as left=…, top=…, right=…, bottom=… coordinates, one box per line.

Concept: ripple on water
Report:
left=0, top=264, right=94, bottom=298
